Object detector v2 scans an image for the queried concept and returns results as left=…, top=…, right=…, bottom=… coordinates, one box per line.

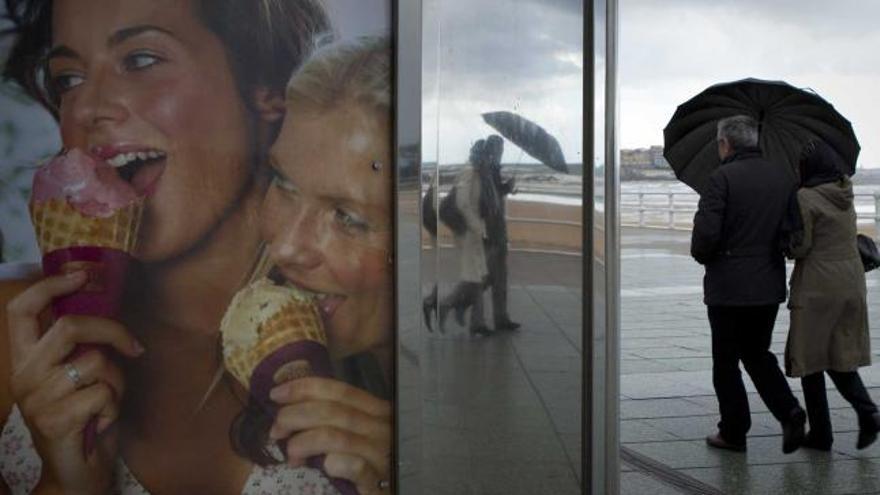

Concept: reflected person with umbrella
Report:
left=690, top=115, right=807, bottom=454
left=444, top=135, right=520, bottom=332
left=438, top=139, right=493, bottom=336
left=481, top=135, right=520, bottom=331
left=466, top=110, right=570, bottom=330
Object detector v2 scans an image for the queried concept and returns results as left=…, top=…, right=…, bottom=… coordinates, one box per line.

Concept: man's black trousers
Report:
left=708, top=304, right=799, bottom=444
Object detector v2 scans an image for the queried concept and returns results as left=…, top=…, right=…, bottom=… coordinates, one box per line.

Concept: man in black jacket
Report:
left=482, top=135, right=520, bottom=331
left=691, top=115, right=806, bottom=454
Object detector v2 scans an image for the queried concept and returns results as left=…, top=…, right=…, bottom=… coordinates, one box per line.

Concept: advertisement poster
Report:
left=0, top=1, right=394, bottom=494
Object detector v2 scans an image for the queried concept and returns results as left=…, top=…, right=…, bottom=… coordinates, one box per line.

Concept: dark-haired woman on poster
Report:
left=785, top=140, right=880, bottom=451
left=0, top=0, right=342, bottom=493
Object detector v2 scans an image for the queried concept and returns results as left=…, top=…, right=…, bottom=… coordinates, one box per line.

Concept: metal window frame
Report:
left=395, top=0, right=620, bottom=491
left=393, top=0, right=423, bottom=492
left=583, top=0, right=620, bottom=492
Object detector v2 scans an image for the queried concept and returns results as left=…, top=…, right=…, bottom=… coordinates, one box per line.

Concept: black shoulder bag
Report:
left=439, top=187, right=467, bottom=236
left=857, top=234, right=880, bottom=272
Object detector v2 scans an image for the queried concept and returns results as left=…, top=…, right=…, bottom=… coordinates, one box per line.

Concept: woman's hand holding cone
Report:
left=269, top=376, right=392, bottom=495
left=6, top=272, right=145, bottom=495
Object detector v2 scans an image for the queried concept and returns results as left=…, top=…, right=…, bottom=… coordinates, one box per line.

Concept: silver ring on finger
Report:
left=377, top=479, right=390, bottom=491
left=64, top=363, right=83, bottom=389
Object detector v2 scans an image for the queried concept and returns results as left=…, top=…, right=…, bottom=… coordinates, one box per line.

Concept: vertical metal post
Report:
left=667, top=193, right=674, bottom=228
left=604, top=0, right=621, bottom=492
left=394, top=1, right=422, bottom=492
left=585, top=0, right=619, bottom=492
left=583, top=0, right=596, bottom=491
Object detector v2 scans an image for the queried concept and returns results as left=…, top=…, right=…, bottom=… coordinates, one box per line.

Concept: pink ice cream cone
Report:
left=29, top=149, right=145, bottom=456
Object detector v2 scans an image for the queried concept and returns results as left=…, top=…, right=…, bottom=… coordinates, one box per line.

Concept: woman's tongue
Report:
left=316, top=294, right=345, bottom=324
left=131, top=161, right=165, bottom=197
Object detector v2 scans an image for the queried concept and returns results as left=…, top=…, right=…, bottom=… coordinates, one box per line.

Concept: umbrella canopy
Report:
left=482, top=111, right=568, bottom=173
left=663, top=78, right=860, bottom=194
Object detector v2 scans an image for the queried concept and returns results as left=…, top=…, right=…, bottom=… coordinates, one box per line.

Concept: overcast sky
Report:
left=621, top=0, right=880, bottom=168
left=423, top=0, right=583, bottom=165
left=2, top=0, right=877, bottom=168
left=425, top=0, right=880, bottom=168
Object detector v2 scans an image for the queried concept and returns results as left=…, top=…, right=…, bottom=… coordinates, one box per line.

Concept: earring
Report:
left=371, top=161, right=383, bottom=171
left=386, top=253, right=394, bottom=265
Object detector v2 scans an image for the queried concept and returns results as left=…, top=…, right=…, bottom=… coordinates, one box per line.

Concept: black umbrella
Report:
left=663, top=78, right=860, bottom=194
left=482, top=111, right=568, bottom=173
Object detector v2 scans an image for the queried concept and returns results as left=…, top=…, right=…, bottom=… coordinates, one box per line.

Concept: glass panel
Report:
left=421, top=1, right=584, bottom=492
left=0, top=2, right=394, bottom=494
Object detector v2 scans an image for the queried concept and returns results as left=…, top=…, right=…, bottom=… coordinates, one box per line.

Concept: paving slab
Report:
left=681, top=459, right=880, bottom=495
left=618, top=226, right=880, bottom=494
left=620, top=472, right=688, bottom=495
left=415, top=227, right=880, bottom=494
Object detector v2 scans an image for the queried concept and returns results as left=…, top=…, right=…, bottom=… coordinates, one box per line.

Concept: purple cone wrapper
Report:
left=251, top=340, right=359, bottom=495
left=43, top=246, right=132, bottom=456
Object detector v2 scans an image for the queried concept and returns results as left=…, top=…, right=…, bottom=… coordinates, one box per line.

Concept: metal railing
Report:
left=621, top=191, right=880, bottom=233
left=506, top=216, right=581, bottom=227
left=621, top=192, right=695, bottom=230
left=428, top=190, right=879, bottom=248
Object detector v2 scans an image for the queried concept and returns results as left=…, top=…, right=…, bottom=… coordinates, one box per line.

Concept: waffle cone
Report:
left=30, top=198, right=144, bottom=254
left=223, top=294, right=326, bottom=388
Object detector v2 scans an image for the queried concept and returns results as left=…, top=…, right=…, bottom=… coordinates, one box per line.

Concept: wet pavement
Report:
left=620, top=227, right=880, bottom=494
left=411, top=226, right=880, bottom=494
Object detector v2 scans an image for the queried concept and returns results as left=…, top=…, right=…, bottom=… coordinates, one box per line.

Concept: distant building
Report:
left=621, top=145, right=668, bottom=169
left=649, top=145, right=667, bottom=168
left=620, top=145, right=674, bottom=180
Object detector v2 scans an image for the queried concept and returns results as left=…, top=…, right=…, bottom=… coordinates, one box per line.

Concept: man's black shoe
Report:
left=495, top=319, right=521, bottom=331
left=782, top=408, right=807, bottom=454
left=705, top=432, right=746, bottom=452
left=802, top=432, right=832, bottom=451
left=857, top=412, right=880, bottom=450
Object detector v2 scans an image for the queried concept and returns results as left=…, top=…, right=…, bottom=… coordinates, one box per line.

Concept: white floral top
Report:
left=0, top=406, right=339, bottom=495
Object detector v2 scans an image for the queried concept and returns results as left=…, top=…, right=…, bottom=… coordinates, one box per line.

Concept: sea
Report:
left=505, top=172, right=880, bottom=231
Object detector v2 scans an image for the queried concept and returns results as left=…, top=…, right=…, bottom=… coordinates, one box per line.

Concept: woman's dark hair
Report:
left=2, top=0, right=331, bottom=126
left=229, top=396, right=278, bottom=466
left=798, top=139, right=847, bottom=188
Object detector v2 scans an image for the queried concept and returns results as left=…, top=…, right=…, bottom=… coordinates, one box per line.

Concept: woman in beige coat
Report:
left=786, top=140, right=880, bottom=451
left=438, top=140, right=492, bottom=336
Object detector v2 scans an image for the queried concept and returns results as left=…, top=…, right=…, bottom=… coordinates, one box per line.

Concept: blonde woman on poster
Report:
left=0, top=0, right=390, bottom=493
left=253, top=37, right=394, bottom=494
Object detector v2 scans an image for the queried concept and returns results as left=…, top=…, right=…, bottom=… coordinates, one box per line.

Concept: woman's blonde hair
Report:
left=285, top=35, right=391, bottom=114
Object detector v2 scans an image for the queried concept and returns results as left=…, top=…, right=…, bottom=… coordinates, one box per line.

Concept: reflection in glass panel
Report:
left=421, top=0, right=583, bottom=492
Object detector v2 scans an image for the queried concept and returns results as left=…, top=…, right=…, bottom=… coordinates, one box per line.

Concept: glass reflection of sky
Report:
left=423, top=0, right=584, bottom=166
